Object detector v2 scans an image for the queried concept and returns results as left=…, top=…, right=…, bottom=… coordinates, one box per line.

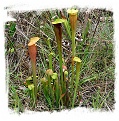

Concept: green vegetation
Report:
left=5, top=8, right=114, bottom=113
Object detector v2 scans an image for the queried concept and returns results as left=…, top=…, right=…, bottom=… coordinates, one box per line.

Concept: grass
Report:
left=5, top=8, right=115, bottom=113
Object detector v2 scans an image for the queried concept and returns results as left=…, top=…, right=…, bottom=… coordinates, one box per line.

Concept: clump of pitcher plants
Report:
left=26, top=8, right=82, bottom=110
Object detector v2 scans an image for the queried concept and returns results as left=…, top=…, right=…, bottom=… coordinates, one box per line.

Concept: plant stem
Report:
left=72, top=29, right=76, bottom=56
left=71, top=28, right=76, bottom=87
left=63, top=71, right=69, bottom=106
left=31, top=61, right=37, bottom=104
left=72, top=61, right=81, bottom=108
left=49, top=53, right=53, bottom=70
left=32, top=87, right=35, bottom=108
left=55, top=80, right=60, bottom=108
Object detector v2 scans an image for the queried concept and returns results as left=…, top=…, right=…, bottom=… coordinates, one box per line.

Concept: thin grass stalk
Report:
left=82, top=19, right=91, bottom=42
left=41, top=77, right=52, bottom=109
left=44, top=86, right=52, bottom=109
left=63, top=19, right=71, bottom=39
left=60, top=11, right=71, bottom=39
